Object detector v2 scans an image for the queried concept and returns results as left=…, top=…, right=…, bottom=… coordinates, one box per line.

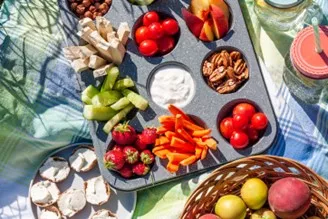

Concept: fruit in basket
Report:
left=214, top=195, right=247, bottom=219
left=123, top=146, right=139, bottom=164
left=250, top=209, right=276, bottom=219
left=140, top=150, right=155, bottom=165
left=183, top=0, right=230, bottom=41
left=135, top=11, right=179, bottom=56
left=307, top=217, right=321, bottom=219
left=104, top=150, right=125, bottom=170
left=132, top=162, right=150, bottom=176
left=112, top=122, right=137, bottom=145
left=199, top=214, right=221, bottom=219
left=268, top=177, right=311, bottom=219
left=241, top=178, right=268, bottom=210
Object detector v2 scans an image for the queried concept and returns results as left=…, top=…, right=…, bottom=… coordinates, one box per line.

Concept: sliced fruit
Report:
left=103, top=104, right=134, bottom=133
left=101, top=66, right=120, bottom=92
left=211, top=4, right=229, bottom=39
left=190, top=0, right=211, bottom=21
left=81, top=85, right=99, bottom=104
left=113, top=78, right=135, bottom=90
left=83, top=105, right=118, bottom=121
left=122, top=89, right=149, bottom=111
left=199, top=20, right=214, bottom=41
left=91, top=90, right=122, bottom=106
left=210, top=0, right=229, bottom=21
left=181, top=8, right=204, bottom=37
left=110, top=97, right=131, bottom=111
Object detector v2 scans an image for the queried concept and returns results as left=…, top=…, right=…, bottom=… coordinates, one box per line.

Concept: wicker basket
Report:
left=181, top=155, right=328, bottom=219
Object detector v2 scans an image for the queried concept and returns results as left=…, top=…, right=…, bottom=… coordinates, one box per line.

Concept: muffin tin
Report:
left=58, top=0, right=278, bottom=191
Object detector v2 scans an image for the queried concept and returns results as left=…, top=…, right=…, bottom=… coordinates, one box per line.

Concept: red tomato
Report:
left=148, top=22, right=164, bottom=40
left=162, top=18, right=179, bottom=35
left=135, top=26, right=150, bottom=44
left=143, top=11, right=160, bottom=26
left=220, top=117, right=234, bottom=139
left=139, top=40, right=158, bottom=56
left=157, top=36, right=175, bottom=54
left=233, top=103, right=256, bottom=120
left=251, top=113, right=268, bottom=130
left=247, top=125, right=259, bottom=142
left=230, top=131, right=249, bottom=149
left=232, top=114, right=249, bottom=130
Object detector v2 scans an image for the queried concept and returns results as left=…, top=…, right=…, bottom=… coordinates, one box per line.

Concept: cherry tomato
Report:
left=139, top=40, right=158, bottom=56
left=162, top=18, right=179, bottom=35
left=157, top=36, right=175, bottom=54
left=233, top=103, right=256, bottom=120
left=148, top=22, right=164, bottom=40
left=232, top=114, right=249, bottom=130
left=247, top=125, right=259, bottom=142
left=230, top=131, right=249, bottom=149
left=251, top=113, right=268, bottom=130
left=143, top=11, right=160, bottom=26
left=220, top=117, right=234, bottom=139
left=135, top=26, right=150, bottom=44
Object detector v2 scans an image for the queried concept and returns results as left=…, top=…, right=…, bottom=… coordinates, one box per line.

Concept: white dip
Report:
left=150, top=65, right=195, bottom=108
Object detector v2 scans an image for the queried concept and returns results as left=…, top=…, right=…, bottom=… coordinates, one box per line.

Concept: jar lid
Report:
left=290, top=26, right=328, bottom=79
left=264, top=0, right=304, bottom=8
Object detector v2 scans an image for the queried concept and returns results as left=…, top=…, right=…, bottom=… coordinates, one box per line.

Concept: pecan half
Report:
left=217, top=79, right=240, bottom=94
left=203, top=61, right=214, bottom=77
left=230, top=51, right=241, bottom=61
left=209, top=67, right=226, bottom=83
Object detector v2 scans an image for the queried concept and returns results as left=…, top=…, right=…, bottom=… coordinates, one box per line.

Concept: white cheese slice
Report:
left=63, top=46, right=81, bottom=61
left=40, top=207, right=61, bottom=219
left=88, top=31, right=113, bottom=62
left=106, top=31, right=117, bottom=42
left=108, top=38, right=126, bottom=65
left=86, top=176, right=110, bottom=205
left=96, top=16, right=113, bottom=40
left=71, top=59, right=89, bottom=73
left=30, top=180, right=60, bottom=206
left=58, top=189, right=86, bottom=217
left=91, top=209, right=117, bottom=219
left=69, top=147, right=97, bottom=172
left=79, top=17, right=96, bottom=30
left=79, top=44, right=98, bottom=59
left=89, top=55, right=107, bottom=69
left=39, top=157, right=70, bottom=182
left=117, top=22, right=130, bottom=46
left=93, top=64, right=114, bottom=78
left=79, top=27, right=93, bottom=44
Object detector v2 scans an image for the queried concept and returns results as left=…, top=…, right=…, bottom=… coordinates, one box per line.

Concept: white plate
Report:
left=29, top=143, right=137, bottom=219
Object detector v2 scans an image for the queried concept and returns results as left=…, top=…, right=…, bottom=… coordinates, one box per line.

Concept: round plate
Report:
left=264, top=0, right=304, bottom=8
left=29, top=143, right=137, bottom=219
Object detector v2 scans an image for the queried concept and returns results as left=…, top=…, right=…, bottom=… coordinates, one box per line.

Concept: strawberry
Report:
left=140, top=150, right=155, bottom=165
left=112, top=145, right=124, bottom=152
left=140, top=127, right=157, bottom=145
left=104, top=150, right=125, bottom=170
left=112, top=122, right=137, bottom=145
left=123, top=146, right=139, bottom=164
left=119, top=164, right=133, bottom=178
left=135, top=134, right=148, bottom=151
left=132, top=162, right=150, bottom=176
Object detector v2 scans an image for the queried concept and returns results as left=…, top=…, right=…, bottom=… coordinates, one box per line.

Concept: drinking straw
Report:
left=312, top=17, right=322, bottom=53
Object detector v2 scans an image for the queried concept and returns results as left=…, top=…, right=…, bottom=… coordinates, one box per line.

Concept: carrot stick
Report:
left=168, top=104, right=192, bottom=122
left=152, top=144, right=170, bottom=152
left=195, top=146, right=203, bottom=159
left=167, top=162, right=179, bottom=173
left=195, top=140, right=206, bottom=148
left=192, top=129, right=212, bottom=137
left=205, top=138, right=217, bottom=150
left=170, top=137, right=195, bottom=150
left=153, top=149, right=171, bottom=159
left=165, top=131, right=178, bottom=140
left=157, top=126, right=169, bottom=134
left=175, top=114, right=183, bottom=131
left=201, top=146, right=208, bottom=160
left=177, top=128, right=195, bottom=144
left=158, top=115, right=175, bottom=124
left=180, top=155, right=198, bottom=166
left=201, top=135, right=211, bottom=140
left=167, top=152, right=192, bottom=163
left=155, top=138, right=161, bottom=146
left=183, top=119, right=204, bottom=131
left=159, top=136, right=170, bottom=145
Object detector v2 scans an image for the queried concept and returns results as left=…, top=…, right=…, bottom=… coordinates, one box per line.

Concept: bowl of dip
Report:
left=148, top=62, right=195, bottom=109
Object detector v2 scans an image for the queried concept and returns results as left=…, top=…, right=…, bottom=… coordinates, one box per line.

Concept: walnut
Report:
left=99, top=3, right=108, bottom=11
left=82, top=0, right=91, bottom=8
left=89, top=5, right=96, bottom=13
left=84, top=11, right=93, bottom=19
left=76, top=4, right=86, bottom=14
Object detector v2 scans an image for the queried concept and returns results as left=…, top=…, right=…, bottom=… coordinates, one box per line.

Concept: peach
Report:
left=210, top=4, right=229, bottom=39
left=182, top=8, right=205, bottom=37
left=199, top=214, right=221, bottom=219
left=199, top=20, right=214, bottom=42
left=268, top=177, right=311, bottom=219
left=190, top=0, right=229, bottom=21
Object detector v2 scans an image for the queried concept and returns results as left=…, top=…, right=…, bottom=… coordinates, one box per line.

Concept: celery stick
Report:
left=81, top=85, right=99, bottom=104
left=110, top=97, right=131, bottom=111
left=91, top=91, right=122, bottom=106
left=83, top=105, right=117, bottom=121
left=122, top=89, right=149, bottom=111
left=113, top=78, right=135, bottom=90
left=101, top=66, right=119, bottom=92
left=103, top=104, right=134, bottom=133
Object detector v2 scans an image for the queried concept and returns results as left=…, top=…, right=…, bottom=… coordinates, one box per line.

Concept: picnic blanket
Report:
left=0, top=0, right=327, bottom=218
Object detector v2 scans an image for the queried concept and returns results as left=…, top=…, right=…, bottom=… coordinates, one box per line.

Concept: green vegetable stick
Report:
left=83, top=105, right=118, bottom=121
left=101, top=66, right=120, bottom=92
left=110, top=97, right=131, bottom=111
left=113, top=78, right=135, bottom=90
left=81, top=85, right=99, bottom=104
left=122, top=89, right=149, bottom=111
left=103, top=104, right=134, bottom=133
left=92, top=91, right=122, bottom=106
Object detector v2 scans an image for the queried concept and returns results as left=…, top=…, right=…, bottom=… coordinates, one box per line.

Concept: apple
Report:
left=210, top=4, right=229, bottom=39
left=190, top=0, right=229, bottom=21
left=250, top=208, right=276, bottom=219
left=199, top=20, right=214, bottom=41
left=182, top=8, right=204, bottom=37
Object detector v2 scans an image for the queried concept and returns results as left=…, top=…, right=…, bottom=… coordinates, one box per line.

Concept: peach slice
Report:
left=190, top=0, right=211, bottom=21
left=199, top=20, right=214, bottom=42
left=211, top=4, right=229, bottom=39
left=182, top=8, right=205, bottom=37
left=210, top=0, right=229, bottom=21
